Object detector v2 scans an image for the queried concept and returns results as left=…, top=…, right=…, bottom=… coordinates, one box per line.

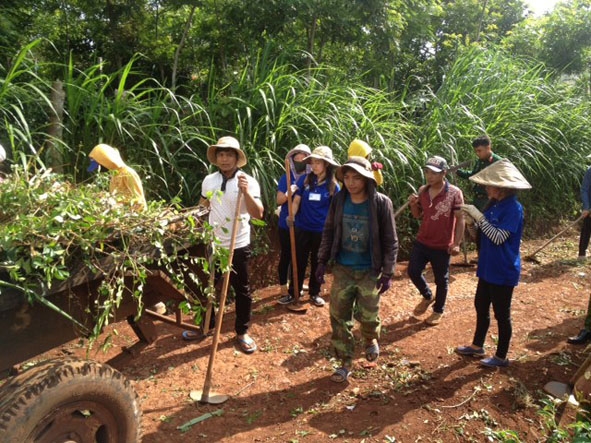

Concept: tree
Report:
left=538, top=0, right=591, bottom=75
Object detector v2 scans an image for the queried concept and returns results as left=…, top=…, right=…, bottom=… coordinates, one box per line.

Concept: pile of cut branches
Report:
left=0, top=166, right=223, bottom=343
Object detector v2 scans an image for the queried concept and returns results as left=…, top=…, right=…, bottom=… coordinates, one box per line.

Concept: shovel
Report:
left=198, top=188, right=244, bottom=405
left=285, top=158, right=307, bottom=313
left=394, top=200, right=410, bottom=218
left=201, top=252, right=217, bottom=336
left=526, top=214, right=585, bottom=262
left=394, top=183, right=419, bottom=218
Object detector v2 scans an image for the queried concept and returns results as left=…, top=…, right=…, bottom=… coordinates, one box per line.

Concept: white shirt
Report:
left=201, top=171, right=261, bottom=249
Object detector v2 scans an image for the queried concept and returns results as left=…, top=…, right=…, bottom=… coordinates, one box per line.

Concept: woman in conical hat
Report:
left=456, top=159, right=531, bottom=368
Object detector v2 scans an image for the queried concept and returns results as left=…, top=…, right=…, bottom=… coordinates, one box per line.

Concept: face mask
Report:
left=293, top=160, right=307, bottom=173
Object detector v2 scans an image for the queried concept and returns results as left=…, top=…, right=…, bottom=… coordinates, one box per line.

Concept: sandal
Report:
left=236, top=334, right=257, bottom=354
left=182, top=330, right=202, bottom=341
left=365, top=339, right=379, bottom=362
left=330, top=367, right=350, bottom=383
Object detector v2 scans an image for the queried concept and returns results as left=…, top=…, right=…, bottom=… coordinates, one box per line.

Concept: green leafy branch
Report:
left=0, top=166, right=227, bottom=346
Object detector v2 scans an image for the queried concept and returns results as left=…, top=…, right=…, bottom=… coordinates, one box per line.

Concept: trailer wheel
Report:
left=0, top=358, right=142, bottom=443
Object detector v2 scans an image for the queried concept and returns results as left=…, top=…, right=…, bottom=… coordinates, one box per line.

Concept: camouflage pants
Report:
left=329, top=264, right=381, bottom=365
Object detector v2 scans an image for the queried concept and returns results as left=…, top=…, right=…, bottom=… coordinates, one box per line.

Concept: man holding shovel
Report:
left=182, top=136, right=263, bottom=354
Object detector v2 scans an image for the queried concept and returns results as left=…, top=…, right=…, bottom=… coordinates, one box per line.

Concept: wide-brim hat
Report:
left=304, top=145, right=339, bottom=167
left=336, top=156, right=375, bottom=183
left=348, top=139, right=372, bottom=158
left=469, top=158, right=532, bottom=190
left=285, top=144, right=311, bottom=160
left=0, top=144, right=5, bottom=163
left=207, top=136, right=247, bottom=168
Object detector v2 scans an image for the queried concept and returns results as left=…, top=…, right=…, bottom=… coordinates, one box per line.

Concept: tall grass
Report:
left=2, top=41, right=591, bottom=239
left=202, top=54, right=421, bottom=213
left=0, top=40, right=55, bottom=170
left=419, top=47, right=591, bottom=231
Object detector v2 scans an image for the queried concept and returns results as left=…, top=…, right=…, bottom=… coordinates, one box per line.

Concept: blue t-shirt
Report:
left=336, top=195, right=371, bottom=270
left=295, top=175, right=340, bottom=232
left=477, top=195, right=524, bottom=286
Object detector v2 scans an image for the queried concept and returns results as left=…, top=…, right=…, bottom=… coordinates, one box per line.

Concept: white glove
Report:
left=460, top=204, right=484, bottom=223
left=290, top=184, right=298, bottom=194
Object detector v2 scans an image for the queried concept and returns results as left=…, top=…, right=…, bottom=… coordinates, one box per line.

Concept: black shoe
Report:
left=567, top=329, right=591, bottom=345
left=277, top=294, right=295, bottom=305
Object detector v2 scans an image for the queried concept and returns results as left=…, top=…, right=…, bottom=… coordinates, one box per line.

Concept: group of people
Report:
left=270, top=134, right=531, bottom=379
left=272, top=140, right=396, bottom=381
left=88, top=134, right=533, bottom=382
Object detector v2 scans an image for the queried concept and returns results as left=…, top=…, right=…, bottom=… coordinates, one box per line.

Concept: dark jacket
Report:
left=317, top=183, right=398, bottom=278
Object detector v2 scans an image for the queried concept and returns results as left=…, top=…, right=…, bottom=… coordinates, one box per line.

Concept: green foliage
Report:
left=198, top=52, right=421, bottom=217
left=418, top=47, right=591, bottom=230
left=538, top=0, right=591, bottom=75
left=483, top=427, right=522, bottom=442
left=4, top=37, right=591, bottom=252
left=537, top=397, right=591, bottom=442
left=481, top=396, right=591, bottom=442
left=0, top=165, right=221, bottom=343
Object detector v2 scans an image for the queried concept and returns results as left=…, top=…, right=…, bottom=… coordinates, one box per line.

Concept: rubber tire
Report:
left=0, top=358, right=142, bottom=443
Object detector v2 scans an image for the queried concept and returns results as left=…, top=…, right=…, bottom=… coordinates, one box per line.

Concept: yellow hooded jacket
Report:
left=348, top=139, right=384, bottom=186
left=89, top=144, right=147, bottom=211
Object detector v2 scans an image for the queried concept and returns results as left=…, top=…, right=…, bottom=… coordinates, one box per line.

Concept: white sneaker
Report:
left=310, top=295, right=325, bottom=307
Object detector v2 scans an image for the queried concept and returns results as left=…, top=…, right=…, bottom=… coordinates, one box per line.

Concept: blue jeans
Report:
left=407, top=241, right=450, bottom=314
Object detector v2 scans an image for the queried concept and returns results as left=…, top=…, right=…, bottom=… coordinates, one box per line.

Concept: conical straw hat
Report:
left=469, top=158, right=532, bottom=190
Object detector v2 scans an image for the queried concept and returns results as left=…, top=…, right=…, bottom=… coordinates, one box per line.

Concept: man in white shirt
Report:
left=196, top=136, right=264, bottom=353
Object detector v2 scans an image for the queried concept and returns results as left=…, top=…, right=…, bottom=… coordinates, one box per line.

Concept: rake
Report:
left=525, top=214, right=585, bottom=262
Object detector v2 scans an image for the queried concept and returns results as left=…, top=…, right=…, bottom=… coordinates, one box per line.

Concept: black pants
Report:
left=211, top=246, right=252, bottom=335
left=407, top=241, right=450, bottom=314
left=289, top=228, right=322, bottom=297
left=472, top=278, right=514, bottom=360
left=277, top=227, right=291, bottom=286
left=579, top=217, right=591, bottom=256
